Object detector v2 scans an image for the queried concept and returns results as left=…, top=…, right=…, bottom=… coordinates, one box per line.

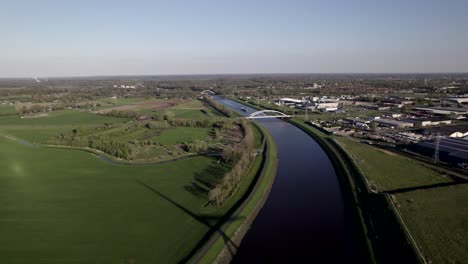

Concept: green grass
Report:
left=335, top=137, right=451, bottom=191
left=394, top=184, right=468, bottom=264
left=171, top=100, right=205, bottom=109
left=0, top=135, right=229, bottom=264
left=0, top=126, right=69, bottom=144
left=170, top=108, right=210, bottom=119
left=152, top=127, right=211, bottom=145
left=94, top=97, right=151, bottom=110
left=0, top=110, right=128, bottom=126
left=0, top=105, right=17, bottom=116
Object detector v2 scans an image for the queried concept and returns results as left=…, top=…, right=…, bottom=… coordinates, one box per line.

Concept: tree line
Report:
left=208, top=119, right=255, bottom=205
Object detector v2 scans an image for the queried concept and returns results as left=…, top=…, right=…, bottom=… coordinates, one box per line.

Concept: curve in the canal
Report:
left=213, top=97, right=363, bottom=263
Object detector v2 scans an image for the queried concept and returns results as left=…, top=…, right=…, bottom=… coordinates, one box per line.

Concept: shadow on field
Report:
left=184, top=164, right=230, bottom=199
left=136, top=179, right=243, bottom=261
left=384, top=180, right=468, bottom=194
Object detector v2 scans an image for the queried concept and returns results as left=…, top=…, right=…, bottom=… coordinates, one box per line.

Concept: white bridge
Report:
left=247, top=110, right=291, bottom=119
left=200, top=90, right=215, bottom=96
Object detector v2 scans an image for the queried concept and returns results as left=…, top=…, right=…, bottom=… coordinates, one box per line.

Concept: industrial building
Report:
left=421, top=124, right=468, bottom=138
left=414, top=107, right=468, bottom=116
left=402, top=118, right=452, bottom=127
left=375, top=119, right=414, bottom=128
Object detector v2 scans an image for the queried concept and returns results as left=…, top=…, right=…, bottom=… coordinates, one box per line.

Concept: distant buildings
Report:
left=403, top=118, right=452, bottom=127
left=113, top=84, right=136, bottom=89
left=274, top=96, right=340, bottom=112
left=414, top=107, right=468, bottom=116
left=375, top=119, right=414, bottom=128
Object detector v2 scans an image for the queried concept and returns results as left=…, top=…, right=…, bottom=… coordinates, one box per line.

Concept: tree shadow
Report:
left=384, top=180, right=468, bottom=194
left=135, top=179, right=243, bottom=262
left=184, top=164, right=230, bottom=199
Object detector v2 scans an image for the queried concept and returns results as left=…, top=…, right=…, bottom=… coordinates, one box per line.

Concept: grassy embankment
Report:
left=192, top=123, right=278, bottom=264
left=232, top=97, right=468, bottom=263
left=334, top=136, right=467, bottom=264
left=289, top=114, right=467, bottom=264
left=231, top=98, right=432, bottom=263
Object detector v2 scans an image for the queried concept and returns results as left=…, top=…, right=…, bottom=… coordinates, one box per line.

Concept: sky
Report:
left=1, top=0, right=467, bottom=77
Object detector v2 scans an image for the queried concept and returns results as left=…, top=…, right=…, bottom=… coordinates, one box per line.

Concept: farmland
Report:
left=394, top=185, right=468, bottom=263
left=0, top=90, right=269, bottom=263
left=0, top=135, right=228, bottom=263
left=0, top=105, right=17, bottom=116
left=0, top=99, right=231, bottom=162
left=0, top=110, right=128, bottom=126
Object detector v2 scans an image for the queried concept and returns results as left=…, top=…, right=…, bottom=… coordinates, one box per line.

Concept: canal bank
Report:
left=231, top=97, right=424, bottom=264
left=213, top=97, right=369, bottom=263
left=187, top=122, right=279, bottom=264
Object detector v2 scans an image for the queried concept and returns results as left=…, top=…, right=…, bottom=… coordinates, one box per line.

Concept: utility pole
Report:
left=304, top=106, right=308, bottom=121
left=433, top=135, right=441, bottom=164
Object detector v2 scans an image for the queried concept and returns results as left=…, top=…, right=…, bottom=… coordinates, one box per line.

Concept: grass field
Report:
left=0, top=135, right=231, bottom=263
left=334, top=137, right=451, bottom=191
left=0, top=98, right=271, bottom=263
left=0, top=110, right=128, bottom=126
left=395, top=185, right=468, bottom=263
left=0, top=105, right=17, bottom=116
left=139, top=99, right=223, bottom=119
left=154, top=127, right=211, bottom=145
left=93, top=97, right=153, bottom=110
left=0, top=126, right=70, bottom=144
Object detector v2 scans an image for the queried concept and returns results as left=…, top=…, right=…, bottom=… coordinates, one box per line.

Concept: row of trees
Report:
left=19, top=102, right=104, bottom=116
left=185, top=140, right=210, bottom=153
left=50, top=128, right=133, bottom=159
left=104, top=110, right=141, bottom=119
left=89, top=140, right=132, bottom=159
left=208, top=119, right=255, bottom=205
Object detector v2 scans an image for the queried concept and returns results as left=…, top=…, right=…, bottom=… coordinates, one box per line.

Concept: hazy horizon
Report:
left=2, top=0, right=468, bottom=77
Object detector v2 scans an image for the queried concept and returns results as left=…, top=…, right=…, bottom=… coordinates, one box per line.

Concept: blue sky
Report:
left=1, top=0, right=467, bottom=77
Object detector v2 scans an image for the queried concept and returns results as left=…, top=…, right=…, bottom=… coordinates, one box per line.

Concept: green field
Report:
left=335, top=137, right=451, bottom=191
left=0, top=105, right=17, bottom=116
left=139, top=99, right=223, bottom=119
left=395, top=185, right=468, bottom=263
left=0, top=97, right=272, bottom=263
left=0, top=135, right=232, bottom=263
left=154, top=127, right=211, bottom=145
left=0, top=110, right=128, bottom=126
left=0, top=126, right=70, bottom=144
left=94, top=97, right=153, bottom=110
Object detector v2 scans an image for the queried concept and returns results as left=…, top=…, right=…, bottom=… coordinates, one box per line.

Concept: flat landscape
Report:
left=0, top=93, right=265, bottom=263
left=0, top=135, right=226, bottom=263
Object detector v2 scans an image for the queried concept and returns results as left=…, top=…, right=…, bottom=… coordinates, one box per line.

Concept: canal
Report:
left=213, top=97, right=363, bottom=263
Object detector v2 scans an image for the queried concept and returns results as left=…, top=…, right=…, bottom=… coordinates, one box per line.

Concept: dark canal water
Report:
left=213, top=97, right=362, bottom=263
